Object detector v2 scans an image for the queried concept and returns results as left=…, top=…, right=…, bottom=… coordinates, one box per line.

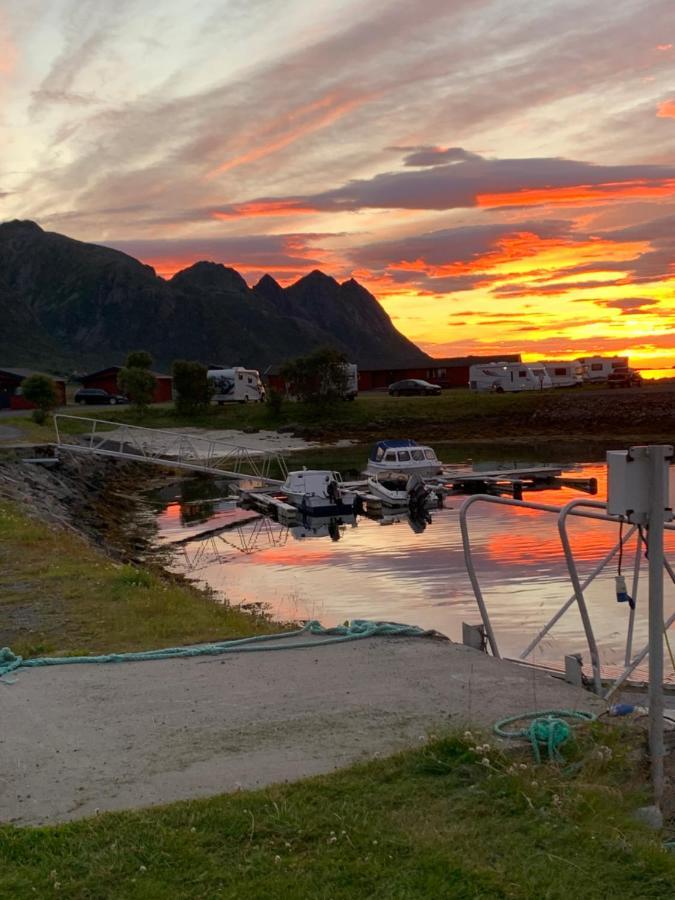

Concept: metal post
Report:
left=624, top=530, right=642, bottom=666
left=647, top=445, right=670, bottom=810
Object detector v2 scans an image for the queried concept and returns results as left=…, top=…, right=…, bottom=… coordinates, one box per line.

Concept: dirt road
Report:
left=1, top=636, right=604, bottom=826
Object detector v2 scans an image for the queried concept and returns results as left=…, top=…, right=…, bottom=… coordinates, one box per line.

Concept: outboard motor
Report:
left=406, top=472, right=431, bottom=517
left=327, top=480, right=341, bottom=505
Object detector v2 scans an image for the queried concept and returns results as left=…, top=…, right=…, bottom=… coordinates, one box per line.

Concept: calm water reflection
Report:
left=155, top=462, right=675, bottom=681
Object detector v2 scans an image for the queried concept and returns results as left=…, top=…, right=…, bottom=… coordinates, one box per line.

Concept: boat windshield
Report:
left=397, top=451, right=410, bottom=461
left=424, top=449, right=437, bottom=460
left=411, top=449, right=424, bottom=461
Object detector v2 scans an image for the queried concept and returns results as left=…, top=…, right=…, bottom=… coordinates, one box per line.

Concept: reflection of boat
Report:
left=290, top=514, right=357, bottom=541
left=365, top=439, right=442, bottom=477
left=282, top=470, right=356, bottom=515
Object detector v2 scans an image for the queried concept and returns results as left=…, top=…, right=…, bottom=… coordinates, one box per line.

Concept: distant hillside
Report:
left=0, top=220, right=428, bottom=373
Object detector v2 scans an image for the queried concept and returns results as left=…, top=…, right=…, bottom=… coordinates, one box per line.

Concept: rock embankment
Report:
left=0, top=451, right=159, bottom=559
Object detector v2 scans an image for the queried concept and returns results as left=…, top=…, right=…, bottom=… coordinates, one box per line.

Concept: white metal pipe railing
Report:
left=459, top=493, right=675, bottom=696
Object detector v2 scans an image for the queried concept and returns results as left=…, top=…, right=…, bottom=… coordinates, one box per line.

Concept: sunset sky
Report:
left=2, top=0, right=675, bottom=371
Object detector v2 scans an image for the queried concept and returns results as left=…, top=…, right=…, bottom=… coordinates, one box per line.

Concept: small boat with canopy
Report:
left=365, top=439, right=442, bottom=478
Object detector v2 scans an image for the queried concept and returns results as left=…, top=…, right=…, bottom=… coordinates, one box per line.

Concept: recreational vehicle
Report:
left=577, top=356, right=629, bottom=382
left=541, top=360, right=584, bottom=388
left=469, top=362, right=552, bottom=393
left=207, top=367, right=266, bottom=403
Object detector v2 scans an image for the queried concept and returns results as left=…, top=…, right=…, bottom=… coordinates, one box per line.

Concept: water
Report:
left=152, top=457, right=675, bottom=682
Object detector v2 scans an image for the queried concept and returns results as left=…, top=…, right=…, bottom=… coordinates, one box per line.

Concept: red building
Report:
left=357, top=355, right=523, bottom=391
left=80, top=366, right=173, bottom=403
left=265, top=355, right=522, bottom=394
left=0, top=368, right=67, bottom=410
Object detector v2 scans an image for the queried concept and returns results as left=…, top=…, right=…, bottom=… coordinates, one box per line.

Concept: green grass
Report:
left=2, top=383, right=672, bottom=448
left=0, top=499, right=281, bottom=658
left=1, top=726, right=673, bottom=899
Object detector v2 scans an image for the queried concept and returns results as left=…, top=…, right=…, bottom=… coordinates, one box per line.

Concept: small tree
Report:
left=124, top=350, right=153, bottom=370
left=21, top=374, right=59, bottom=425
left=172, top=360, right=212, bottom=415
left=118, top=350, right=156, bottom=413
left=280, top=347, right=348, bottom=403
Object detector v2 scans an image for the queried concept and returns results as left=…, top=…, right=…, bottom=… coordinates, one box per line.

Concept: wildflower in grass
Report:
left=274, top=855, right=281, bottom=864
left=481, top=757, right=491, bottom=767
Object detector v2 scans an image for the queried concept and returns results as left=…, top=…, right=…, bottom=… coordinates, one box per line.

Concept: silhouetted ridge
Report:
left=0, top=220, right=429, bottom=370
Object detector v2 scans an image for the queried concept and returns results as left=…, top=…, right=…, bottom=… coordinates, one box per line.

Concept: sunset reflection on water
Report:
left=156, top=463, right=675, bottom=682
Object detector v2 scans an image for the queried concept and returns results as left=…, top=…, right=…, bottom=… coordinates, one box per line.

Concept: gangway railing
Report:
left=53, top=415, right=288, bottom=483
left=459, top=493, right=675, bottom=697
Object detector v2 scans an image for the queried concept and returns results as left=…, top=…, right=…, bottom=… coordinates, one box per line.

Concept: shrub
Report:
left=172, top=360, right=212, bottom=415
left=280, top=347, right=348, bottom=403
left=21, top=374, right=59, bottom=421
left=118, top=351, right=156, bottom=413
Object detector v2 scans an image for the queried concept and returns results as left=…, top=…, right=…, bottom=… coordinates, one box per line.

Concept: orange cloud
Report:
left=477, top=179, right=675, bottom=208
left=657, top=100, right=675, bottom=119
left=656, top=44, right=673, bottom=51
left=212, top=200, right=317, bottom=219
left=207, top=92, right=369, bottom=179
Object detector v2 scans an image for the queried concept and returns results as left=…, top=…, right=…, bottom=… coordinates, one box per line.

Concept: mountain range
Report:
left=0, top=220, right=428, bottom=373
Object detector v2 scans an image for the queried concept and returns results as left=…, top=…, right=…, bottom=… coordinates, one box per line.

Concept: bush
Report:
left=118, top=351, right=156, bottom=413
left=172, top=360, right=212, bottom=415
left=280, top=347, right=348, bottom=403
left=266, top=388, right=284, bottom=417
left=21, top=374, right=59, bottom=418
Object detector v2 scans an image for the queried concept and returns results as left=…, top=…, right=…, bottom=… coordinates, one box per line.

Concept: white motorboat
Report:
left=367, top=472, right=410, bottom=506
left=365, top=439, right=442, bottom=477
left=282, top=469, right=356, bottom=515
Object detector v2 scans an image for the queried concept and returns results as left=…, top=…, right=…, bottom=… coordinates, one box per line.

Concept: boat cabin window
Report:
left=384, top=452, right=397, bottom=462
left=411, top=449, right=424, bottom=461
left=424, top=449, right=436, bottom=460
left=397, top=451, right=411, bottom=461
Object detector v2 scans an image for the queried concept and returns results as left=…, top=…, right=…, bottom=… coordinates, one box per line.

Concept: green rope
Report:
left=0, top=619, right=433, bottom=682
left=493, top=709, right=596, bottom=763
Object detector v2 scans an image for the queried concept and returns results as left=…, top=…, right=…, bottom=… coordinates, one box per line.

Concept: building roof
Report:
left=82, top=366, right=172, bottom=380
left=0, top=367, right=66, bottom=382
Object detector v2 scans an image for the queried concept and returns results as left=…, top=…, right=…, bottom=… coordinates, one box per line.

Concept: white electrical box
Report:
left=606, top=446, right=673, bottom=524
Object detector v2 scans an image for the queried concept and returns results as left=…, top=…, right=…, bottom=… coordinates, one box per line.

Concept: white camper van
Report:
left=577, top=356, right=629, bottom=382
left=469, top=361, right=552, bottom=393
left=541, top=360, right=585, bottom=388
left=207, top=367, right=266, bottom=403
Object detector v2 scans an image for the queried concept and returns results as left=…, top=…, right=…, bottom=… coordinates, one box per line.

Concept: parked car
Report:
left=74, top=388, right=129, bottom=405
left=388, top=379, right=441, bottom=397
left=607, top=368, right=643, bottom=388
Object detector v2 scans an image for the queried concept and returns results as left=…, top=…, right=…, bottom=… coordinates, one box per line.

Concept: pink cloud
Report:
left=657, top=100, right=675, bottom=119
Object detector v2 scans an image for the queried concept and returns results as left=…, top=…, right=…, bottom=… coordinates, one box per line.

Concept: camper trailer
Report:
left=207, top=367, right=266, bottom=403
left=469, top=361, right=552, bottom=393
left=541, top=360, right=585, bottom=388
left=341, top=363, right=358, bottom=400
left=577, top=356, right=629, bottom=383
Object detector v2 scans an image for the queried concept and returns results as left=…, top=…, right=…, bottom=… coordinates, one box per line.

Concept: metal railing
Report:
left=54, top=415, right=288, bottom=483
left=459, top=493, right=675, bottom=697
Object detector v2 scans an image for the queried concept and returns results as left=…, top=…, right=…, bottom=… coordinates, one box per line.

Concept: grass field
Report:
left=1, top=726, right=673, bottom=899
left=0, top=499, right=280, bottom=658
left=3, top=381, right=673, bottom=448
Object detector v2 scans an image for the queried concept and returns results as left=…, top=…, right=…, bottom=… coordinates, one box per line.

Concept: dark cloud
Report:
left=350, top=219, right=573, bottom=268
left=229, top=155, right=675, bottom=215
left=399, top=146, right=483, bottom=167
left=596, top=297, right=659, bottom=311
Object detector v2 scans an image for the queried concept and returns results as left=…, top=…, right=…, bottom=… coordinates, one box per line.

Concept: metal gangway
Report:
left=53, top=415, right=288, bottom=483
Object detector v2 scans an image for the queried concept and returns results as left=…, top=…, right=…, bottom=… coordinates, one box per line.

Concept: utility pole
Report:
left=647, top=445, right=671, bottom=809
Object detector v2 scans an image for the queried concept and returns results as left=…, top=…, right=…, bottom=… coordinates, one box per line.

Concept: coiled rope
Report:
left=0, top=619, right=433, bottom=683
left=493, top=709, right=596, bottom=763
